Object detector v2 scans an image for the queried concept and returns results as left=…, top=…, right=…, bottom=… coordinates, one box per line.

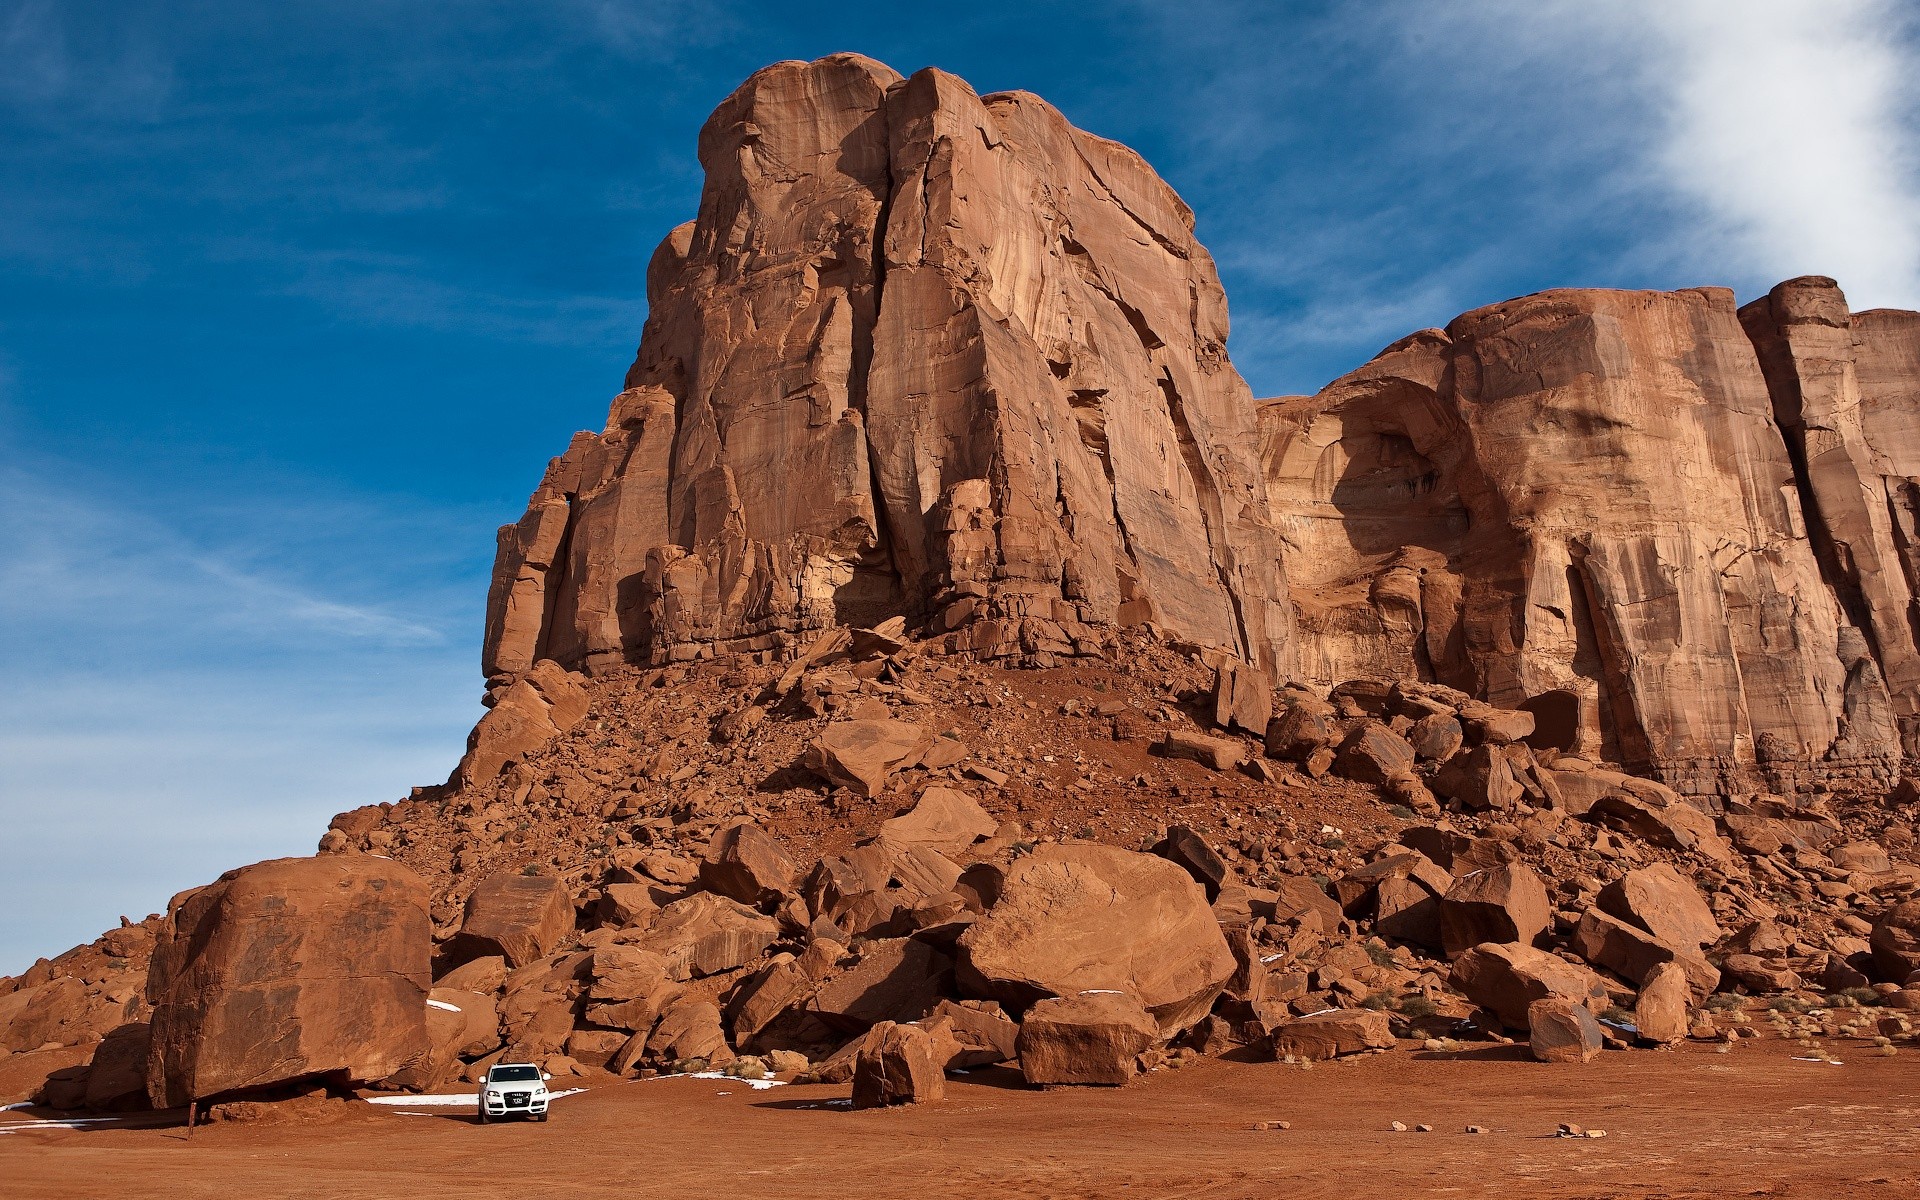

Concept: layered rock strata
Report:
left=484, top=53, right=1287, bottom=681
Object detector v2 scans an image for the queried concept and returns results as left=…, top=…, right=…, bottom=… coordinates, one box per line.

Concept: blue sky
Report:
left=3, top=0, right=1917, bottom=972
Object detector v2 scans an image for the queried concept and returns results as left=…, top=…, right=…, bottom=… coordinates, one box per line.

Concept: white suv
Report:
left=477, top=1063, right=552, bottom=1123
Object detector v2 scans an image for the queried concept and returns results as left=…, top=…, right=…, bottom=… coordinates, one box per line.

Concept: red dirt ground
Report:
left=3, top=1041, right=1915, bottom=1200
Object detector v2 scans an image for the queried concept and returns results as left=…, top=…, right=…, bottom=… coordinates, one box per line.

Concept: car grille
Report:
left=504, top=1091, right=531, bottom=1108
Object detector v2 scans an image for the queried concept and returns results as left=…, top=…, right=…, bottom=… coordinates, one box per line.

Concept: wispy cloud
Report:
left=0, top=463, right=449, bottom=652
left=270, top=250, right=646, bottom=345
left=0, top=0, right=173, bottom=119
left=571, top=0, right=737, bottom=58
left=0, top=455, right=481, bottom=972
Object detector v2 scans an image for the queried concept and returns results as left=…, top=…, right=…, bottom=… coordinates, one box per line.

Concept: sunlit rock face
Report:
left=481, top=54, right=1920, bottom=797
left=1263, top=284, right=1907, bottom=794
left=484, top=54, right=1287, bottom=681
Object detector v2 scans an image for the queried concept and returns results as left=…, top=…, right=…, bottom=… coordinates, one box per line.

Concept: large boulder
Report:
left=807, top=938, right=953, bottom=1034
left=1333, top=721, right=1416, bottom=785
left=1568, top=909, right=1720, bottom=1002
left=877, top=787, right=998, bottom=857
left=1268, top=1009, right=1394, bottom=1061
left=922, top=999, right=1019, bottom=1069
left=805, top=719, right=933, bottom=796
left=498, top=951, right=590, bottom=1060
left=1438, top=863, right=1550, bottom=958
left=1016, top=992, right=1158, bottom=1086
left=145, top=855, right=432, bottom=1108
left=1528, top=998, right=1602, bottom=1064
left=634, top=893, right=781, bottom=980
left=449, top=874, right=576, bottom=969
left=1597, top=864, right=1722, bottom=950
left=1150, top=826, right=1232, bottom=902
left=1265, top=703, right=1336, bottom=763
left=1430, top=745, right=1526, bottom=811
left=83, top=1022, right=152, bottom=1111
left=698, top=823, right=796, bottom=908
left=725, top=944, right=839, bottom=1047
left=455, top=660, right=589, bottom=787
left=956, top=843, right=1233, bottom=1034
left=645, top=996, right=728, bottom=1065
left=1871, top=900, right=1920, bottom=982
left=850, top=1020, right=946, bottom=1108
left=1156, top=731, right=1247, bottom=772
left=387, top=988, right=499, bottom=1091
left=582, top=944, right=676, bottom=1032
left=1633, top=961, right=1691, bottom=1044
left=1448, top=942, right=1606, bottom=1031
left=1211, top=659, right=1273, bottom=736
left=1587, top=792, right=1733, bottom=862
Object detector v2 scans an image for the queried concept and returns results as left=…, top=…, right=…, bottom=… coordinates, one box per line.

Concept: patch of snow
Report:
left=1077, top=989, right=1123, bottom=996
left=0, top=1117, right=125, bottom=1135
left=426, top=999, right=462, bottom=1013
left=1791, top=1056, right=1844, bottom=1065
left=650, top=1071, right=786, bottom=1091
left=0, top=1103, right=33, bottom=1112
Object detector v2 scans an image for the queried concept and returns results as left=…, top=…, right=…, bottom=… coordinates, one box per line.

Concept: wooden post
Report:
left=185, top=1099, right=196, bottom=1139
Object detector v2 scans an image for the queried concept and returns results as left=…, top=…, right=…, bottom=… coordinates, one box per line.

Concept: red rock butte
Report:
left=8, top=54, right=1920, bottom=1153
left=486, top=52, right=1919, bottom=797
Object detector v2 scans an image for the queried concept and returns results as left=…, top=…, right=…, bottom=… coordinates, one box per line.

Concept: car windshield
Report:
left=489, top=1065, right=540, bottom=1082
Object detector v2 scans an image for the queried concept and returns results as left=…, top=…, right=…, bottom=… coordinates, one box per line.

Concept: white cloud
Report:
left=1443, top=0, right=1920, bottom=309
left=1631, top=0, right=1920, bottom=310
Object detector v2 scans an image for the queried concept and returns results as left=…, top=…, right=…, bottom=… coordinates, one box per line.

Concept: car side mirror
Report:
left=541, top=1073, right=551, bottom=1081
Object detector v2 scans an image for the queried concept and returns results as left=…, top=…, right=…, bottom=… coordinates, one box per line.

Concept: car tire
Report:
left=478, top=1110, right=489, bottom=1125
left=536, top=1112, right=549, bottom=1123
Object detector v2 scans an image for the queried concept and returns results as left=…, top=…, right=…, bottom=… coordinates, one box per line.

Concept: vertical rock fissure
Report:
left=854, top=98, right=909, bottom=616
left=533, top=494, right=580, bottom=668
left=1567, top=544, right=1651, bottom=772
left=1156, top=369, right=1251, bottom=662
left=1887, top=481, right=1920, bottom=657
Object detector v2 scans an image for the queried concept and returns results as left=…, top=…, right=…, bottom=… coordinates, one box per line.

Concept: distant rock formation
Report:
left=483, top=53, right=1920, bottom=796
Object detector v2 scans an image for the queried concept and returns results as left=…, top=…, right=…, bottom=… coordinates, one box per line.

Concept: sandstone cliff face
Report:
left=1741, top=277, right=1920, bottom=757
left=483, top=54, right=1920, bottom=797
left=1263, top=285, right=1907, bottom=794
left=485, top=54, right=1286, bottom=680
